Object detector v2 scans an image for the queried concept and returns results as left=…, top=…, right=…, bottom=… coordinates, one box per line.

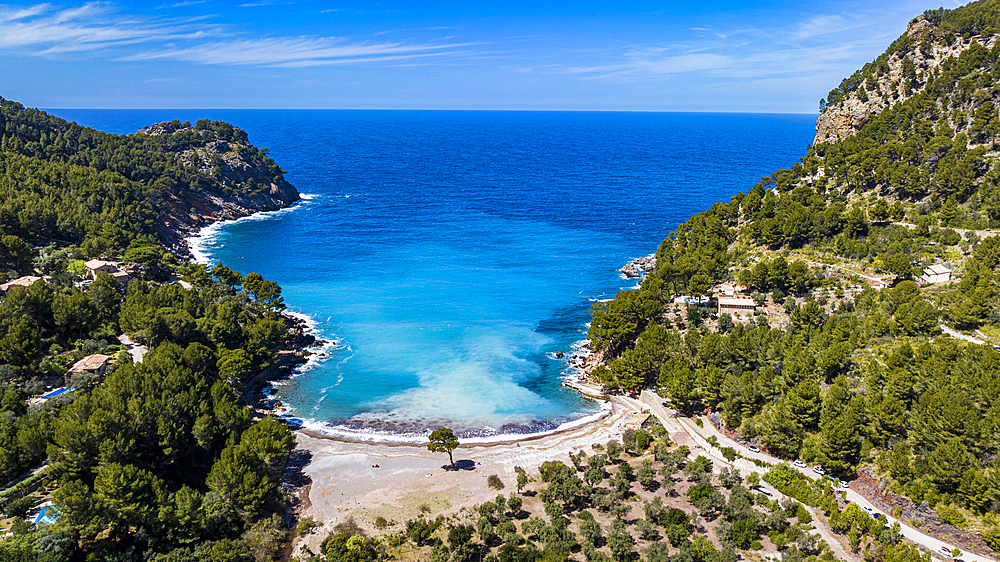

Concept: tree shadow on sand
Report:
left=442, top=459, right=477, bottom=471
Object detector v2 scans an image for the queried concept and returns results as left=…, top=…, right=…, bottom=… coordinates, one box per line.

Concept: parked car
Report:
left=793, top=460, right=807, bottom=468
left=748, top=445, right=760, bottom=453
left=939, top=546, right=952, bottom=557
left=840, top=480, right=849, bottom=488
left=812, top=466, right=825, bottom=475
left=861, top=505, right=883, bottom=520
left=754, top=486, right=773, bottom=497
left=827, top=474, right=837, bottom=483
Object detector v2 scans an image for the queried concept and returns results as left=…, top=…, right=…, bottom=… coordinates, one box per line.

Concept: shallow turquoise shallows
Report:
left=53, top=109, right=816, bottom=441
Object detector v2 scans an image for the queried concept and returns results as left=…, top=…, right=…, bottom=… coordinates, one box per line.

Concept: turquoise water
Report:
left=52, top=109, right=816, bottom=440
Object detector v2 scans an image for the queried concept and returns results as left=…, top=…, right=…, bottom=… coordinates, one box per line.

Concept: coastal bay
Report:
left=100, top=109, right=816, bottom=440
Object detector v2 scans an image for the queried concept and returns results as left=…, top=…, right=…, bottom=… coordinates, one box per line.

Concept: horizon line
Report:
left=44, top=107, right=819, bottom=116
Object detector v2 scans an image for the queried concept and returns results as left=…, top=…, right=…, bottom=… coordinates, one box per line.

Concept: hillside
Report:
left=0, top=100, right=306, bottom=561
left=586, top=0, right=1000, bottom=557
left=0, top=98, right=299, bottom=268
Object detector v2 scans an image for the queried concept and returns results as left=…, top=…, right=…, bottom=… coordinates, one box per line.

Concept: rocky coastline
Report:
left=242, top=313, right=327, bottom=416
left=137, top=120, right=302, bottom=259
left=136, top=119, right=319, bottom=415
left=621, top=255, right=656, bottom=278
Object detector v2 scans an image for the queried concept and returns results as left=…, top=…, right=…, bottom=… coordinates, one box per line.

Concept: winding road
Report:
left=117, top=334, right=148, bottom=364
left=633, top=391, right=997, bottom=562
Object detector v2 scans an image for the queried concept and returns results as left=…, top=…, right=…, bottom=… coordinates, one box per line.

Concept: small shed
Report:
left=921, top=264, right=952, bottom=285
left=0, top=276, right=43, bottom=291
left=718, top=295, right=757, bottom=316
left=68, top=354, right=111, bottom=378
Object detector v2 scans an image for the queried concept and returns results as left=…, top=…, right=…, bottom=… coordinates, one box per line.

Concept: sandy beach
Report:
left=292, top=387, right=640, bottom=555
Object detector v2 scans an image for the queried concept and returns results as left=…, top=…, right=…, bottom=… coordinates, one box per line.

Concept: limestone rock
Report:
left=815, top=17, right=998, bottom=145
left=621, top=264, right=641, bottom=278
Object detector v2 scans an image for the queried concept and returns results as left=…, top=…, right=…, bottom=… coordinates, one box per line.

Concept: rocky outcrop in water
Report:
left=621, top=255, right=656, bottom=277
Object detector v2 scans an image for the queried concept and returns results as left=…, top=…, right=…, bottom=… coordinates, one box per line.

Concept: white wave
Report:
left=188, top=221, right=226, bottom=265
left=294, top=404, right=611, bottom=445
left=261, top=308, right=344, bottom=411
left=285, top=310, right=319, bottom=332
left=186, top=197, right=314, bottom=264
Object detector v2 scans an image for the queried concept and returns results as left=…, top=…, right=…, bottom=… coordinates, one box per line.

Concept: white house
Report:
left=718, top=295, right=757, bottom=316
left=921, top=264, right=952, bottom=285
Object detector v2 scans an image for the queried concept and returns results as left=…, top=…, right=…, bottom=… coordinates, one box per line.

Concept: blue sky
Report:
left=0, top=1, right=963, bottom=111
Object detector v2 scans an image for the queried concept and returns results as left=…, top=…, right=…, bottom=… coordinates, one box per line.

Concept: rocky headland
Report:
left=135, top=120, right=301, bottom=258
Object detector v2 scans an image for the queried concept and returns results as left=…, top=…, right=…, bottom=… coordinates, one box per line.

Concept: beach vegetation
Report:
left=428, top=428, right=460, bottom=469
left=515, top=466, right=530, bottom=494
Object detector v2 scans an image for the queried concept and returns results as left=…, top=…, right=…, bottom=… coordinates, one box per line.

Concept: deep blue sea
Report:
left=50, top=109, right=815, bottom=441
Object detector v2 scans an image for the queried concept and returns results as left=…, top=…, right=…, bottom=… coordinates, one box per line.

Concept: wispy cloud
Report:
left=792, top=13, right=869, bottom=40
left=0, top=2, right=216, bottom=53
left=0, top=1, right=476, bottom=68
left=156, top=0, right=206, bottom=9
left=124, top=36, right=478, bottom=67
left=554, top=7, right=909, bottom=86
left=0, top=4, right=51, bottom=22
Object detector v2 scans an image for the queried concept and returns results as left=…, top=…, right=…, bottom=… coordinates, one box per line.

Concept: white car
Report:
left=793, top=460, right=807, bottom=468
left=861, top=505, right=883, bottom=519
left=812, top=466, right=825, bottom=475
left=748, top=445, right=760, bottom=453
left=840, top=480, right=849, bottom=488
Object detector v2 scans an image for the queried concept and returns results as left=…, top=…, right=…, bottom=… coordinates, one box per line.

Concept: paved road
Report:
left=891, top=221, right=1000, bottom=240
left=117, top=334, right=148, bottom=364
left=635, top=392, right=996, bottom=562
left=940, top=325, right=988, bottom=346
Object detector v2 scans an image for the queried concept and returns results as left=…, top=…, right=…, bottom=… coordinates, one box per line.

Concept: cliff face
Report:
left=135, top=121, right=301, bottom=257
left=815, top=16, right=998, bottom=144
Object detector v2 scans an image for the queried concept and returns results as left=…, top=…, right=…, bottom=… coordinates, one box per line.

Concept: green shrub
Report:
left=935, top=504, right=967, bottom=528
left=636, top=432, right=651, bottom=451
left=3, top=495, right=34, bottom=518
left=296, top=516, right=318, bottom=536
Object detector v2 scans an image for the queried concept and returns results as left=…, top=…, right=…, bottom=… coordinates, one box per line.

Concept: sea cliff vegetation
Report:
left=590, top=0, right=1000, bottom=552
left=0, top=100, right=304, bottom=560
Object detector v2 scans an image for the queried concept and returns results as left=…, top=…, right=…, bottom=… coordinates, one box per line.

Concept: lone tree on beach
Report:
left=428, top=428, right=459, bottom=468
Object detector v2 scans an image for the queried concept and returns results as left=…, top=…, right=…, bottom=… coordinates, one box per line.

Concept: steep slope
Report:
left=586, top=1, right=1000, bottom=553
left=816, top=15, right=998, bottom=144
left=0, top=98, right=299, bottom=260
